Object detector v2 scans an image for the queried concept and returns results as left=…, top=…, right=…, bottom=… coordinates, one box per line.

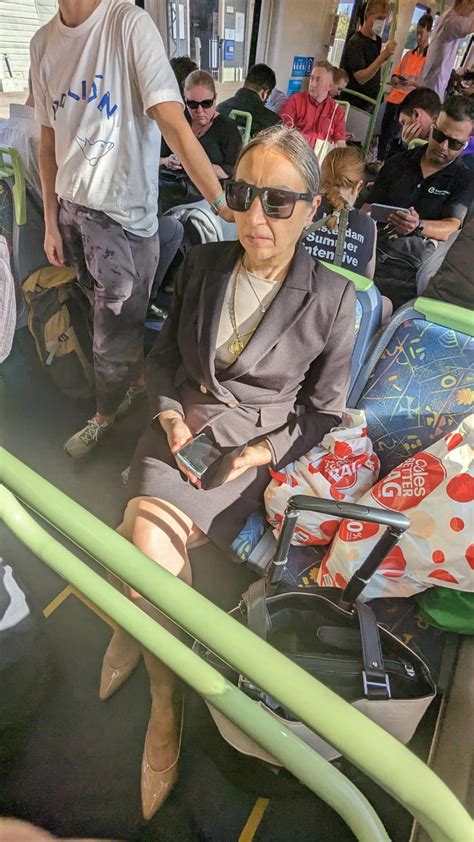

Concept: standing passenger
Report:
left=30, top=0, right=231, bottom=458
left=378, top=13, right=433, bottom=160
left=421, top=0, right=474, bottom=99
left=341, top=0, right=396, bottom=111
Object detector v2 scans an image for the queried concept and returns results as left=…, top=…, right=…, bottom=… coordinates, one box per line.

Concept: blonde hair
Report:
left=320, top=147, right=364, bottom=229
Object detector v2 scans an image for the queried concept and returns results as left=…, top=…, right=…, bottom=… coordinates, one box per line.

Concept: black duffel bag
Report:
left=374, top=229, right=437, bottom=311
left=194, top=497, right=436, bottom=764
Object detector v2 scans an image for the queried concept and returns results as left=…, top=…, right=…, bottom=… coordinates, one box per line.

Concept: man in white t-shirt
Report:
left=421, top=0, right=474, bottom=98
left=30, top=0, right=230, bottom=459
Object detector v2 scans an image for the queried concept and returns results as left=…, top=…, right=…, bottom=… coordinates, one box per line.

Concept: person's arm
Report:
left=353, top=41, right=397, bottom=87
left=444, top=10, right=474, bottom=39
left=38, top=125, right=64, bottom=266
left=331, top=104, right=346, bottom=146
left=30, top=39, right=64, bottom=264
left=264, top=280, right=356, bottom=468
left=279, top=95, right=298, bottom=127
left=127, top=12, right=230, bottom=216
left=387, top=206, right=462, bottom=241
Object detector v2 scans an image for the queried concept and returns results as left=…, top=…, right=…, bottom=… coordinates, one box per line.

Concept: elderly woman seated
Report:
left=101, top=126, right=356, bottom=820
left=159, top=69, right=242, bottom=212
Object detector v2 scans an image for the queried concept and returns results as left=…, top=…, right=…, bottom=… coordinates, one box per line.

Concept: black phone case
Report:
left=200, top=444, right=247, bottom=490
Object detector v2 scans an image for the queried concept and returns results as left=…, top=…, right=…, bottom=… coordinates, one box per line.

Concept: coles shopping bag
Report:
left=264, top=409, right=380, bottom=546
left=319, top=415, right=474, bottom=598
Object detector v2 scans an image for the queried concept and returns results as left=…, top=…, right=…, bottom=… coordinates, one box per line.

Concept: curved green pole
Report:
left=0, top=146, right=27, bottom=226
left=0, top=485, right=390, bottom=842
left=0, top=450, right=472, bottom=842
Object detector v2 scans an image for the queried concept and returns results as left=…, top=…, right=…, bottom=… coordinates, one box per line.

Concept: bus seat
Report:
left=228, top=109, right=253, bottom=145
left=232, top=298, right=474, bottom=589
left=322, top=261, right=382, bottom=382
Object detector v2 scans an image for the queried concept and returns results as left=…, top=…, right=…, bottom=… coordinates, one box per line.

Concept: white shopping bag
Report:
left=319, top=415, right=474, bottom=598
left=265, top=410, right=380, bottom=546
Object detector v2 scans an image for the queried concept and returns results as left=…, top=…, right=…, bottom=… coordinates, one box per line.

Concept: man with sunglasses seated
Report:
left=364, top=95, right=474, bottom=310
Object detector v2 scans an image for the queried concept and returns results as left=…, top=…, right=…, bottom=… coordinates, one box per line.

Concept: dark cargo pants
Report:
left=59, top=200, right=160, bottom=416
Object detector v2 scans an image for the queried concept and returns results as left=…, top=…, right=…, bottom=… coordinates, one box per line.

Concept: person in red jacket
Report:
left=280, top=61, right=346, bottom=149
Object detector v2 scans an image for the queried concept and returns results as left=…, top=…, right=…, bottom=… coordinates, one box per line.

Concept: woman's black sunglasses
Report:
left=225, top=180, right=314, bottom=219
left=431, top=125, right=467, bottom=152
left=186, top=97, right=215, bottom=110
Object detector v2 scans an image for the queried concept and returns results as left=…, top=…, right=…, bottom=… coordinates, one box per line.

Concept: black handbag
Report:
left=194, top=496, right=436, bottom=763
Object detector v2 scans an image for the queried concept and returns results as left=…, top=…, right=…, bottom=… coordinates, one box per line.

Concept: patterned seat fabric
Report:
left=232, top=316, right=474, bottom=590
left=357, top=318, right=474, bottom=477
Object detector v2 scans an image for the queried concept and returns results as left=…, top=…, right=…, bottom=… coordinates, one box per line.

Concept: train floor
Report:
left=0, top=331, right=436, bottom=842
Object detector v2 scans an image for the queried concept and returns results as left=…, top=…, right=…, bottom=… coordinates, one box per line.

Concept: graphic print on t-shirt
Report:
left=51, top=72, right=119, bottom=122
left=75, top=134, right=115, bottom=167
left=303, top=221, right=366, bottom=269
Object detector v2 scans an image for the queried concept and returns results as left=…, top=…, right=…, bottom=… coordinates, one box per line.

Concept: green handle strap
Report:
left=0, top=146, right=27, bottom=226
left=0, top=449, right=472, bottom=842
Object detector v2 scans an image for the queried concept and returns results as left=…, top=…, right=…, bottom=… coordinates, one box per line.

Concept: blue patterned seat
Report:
left=232, top=298, right=474, bottom=588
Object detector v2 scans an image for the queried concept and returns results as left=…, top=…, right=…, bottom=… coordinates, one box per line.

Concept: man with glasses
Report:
left=364, top=95, right=474, bottom=308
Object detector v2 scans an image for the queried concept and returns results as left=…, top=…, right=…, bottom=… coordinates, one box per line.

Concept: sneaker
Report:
left=64, top=418, right=112, bottom=458
left=115, top=384, right=146, bottom=419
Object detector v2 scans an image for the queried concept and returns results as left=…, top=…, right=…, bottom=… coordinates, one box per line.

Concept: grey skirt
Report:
left=127, top=423, right=271, bottom=552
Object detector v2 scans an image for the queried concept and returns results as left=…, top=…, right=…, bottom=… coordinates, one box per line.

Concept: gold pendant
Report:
left=228, top=338, right=244, bottom=356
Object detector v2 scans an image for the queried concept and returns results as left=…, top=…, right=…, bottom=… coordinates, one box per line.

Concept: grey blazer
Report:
left=146, top=240, right=356, bottom=468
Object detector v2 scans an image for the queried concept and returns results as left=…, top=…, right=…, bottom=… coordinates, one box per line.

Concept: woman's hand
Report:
left=159, top=411, right=200, bottom=485
left=212, top=163, right=228, bottom=179
left=162, top=154, right=183, bottom=171
left=159, top=411, right=193, bottom=453
left=223, top=441, right=273, bottom=485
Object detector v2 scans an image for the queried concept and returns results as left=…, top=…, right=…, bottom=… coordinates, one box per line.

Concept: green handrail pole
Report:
left=0, top=146, right=27, bottom=226
left=0, top=485, right=390, bottom=842
left=1, top=451, right=472, bottom=842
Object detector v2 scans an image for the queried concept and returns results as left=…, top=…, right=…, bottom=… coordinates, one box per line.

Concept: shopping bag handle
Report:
left=270, top=495, right=410, bottom=605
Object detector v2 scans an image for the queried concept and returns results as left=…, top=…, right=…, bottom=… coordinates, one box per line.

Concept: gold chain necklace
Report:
left=228, top=266, right=256, bottom=357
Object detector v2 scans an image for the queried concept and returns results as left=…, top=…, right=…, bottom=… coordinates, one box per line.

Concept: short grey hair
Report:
left=235, top=125, right=320, bottom=195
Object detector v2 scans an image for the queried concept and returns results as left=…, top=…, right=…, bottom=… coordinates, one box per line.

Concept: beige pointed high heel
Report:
left=99, top=627, right=141, bottom=700
left=140, top=695, right=183, bottom=820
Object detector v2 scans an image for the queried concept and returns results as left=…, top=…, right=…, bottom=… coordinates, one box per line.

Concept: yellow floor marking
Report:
left=69, top=586, right=116, bottom=629
left=43, top=583, right=115, bottom=629
left=238, top=798, right=270, bottom=842
left=42, top=585, right=73, bottom=618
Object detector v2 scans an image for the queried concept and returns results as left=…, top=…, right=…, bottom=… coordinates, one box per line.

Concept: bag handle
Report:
left=242, top=578, right=390, bottom=701
left=269, top=496, right=410, bottom=604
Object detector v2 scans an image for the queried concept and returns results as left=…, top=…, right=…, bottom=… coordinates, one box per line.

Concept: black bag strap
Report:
left=303, top=205, right=350, bottom=268
left=355, top=599, right=391, bottom=700
left=241, top=578, right=270, bottom=641
left=334, top=206, right=349, bottom=267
